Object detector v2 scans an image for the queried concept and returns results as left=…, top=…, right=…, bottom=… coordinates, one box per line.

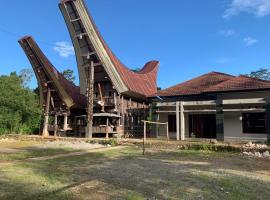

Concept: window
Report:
left=242, top=113, right=266, bottom=134
left=168, top=115, right=176, bottom=132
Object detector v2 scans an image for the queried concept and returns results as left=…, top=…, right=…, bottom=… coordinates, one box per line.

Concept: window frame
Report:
left=242, top=112, right=266, bottom=134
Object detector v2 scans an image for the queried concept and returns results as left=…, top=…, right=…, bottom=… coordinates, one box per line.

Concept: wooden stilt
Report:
left=42, top=88, right=51, bottom=137
left=106, top=118, right=109, bottom=139
left=63, top=113, right=68, bottom=131
left=166, top=122, right=169, bottom=142
left=143, top=121, right=146, bottom=155
left=86, top=61, right=95, bottom=138
left=54, top=114, right=58, bottom=137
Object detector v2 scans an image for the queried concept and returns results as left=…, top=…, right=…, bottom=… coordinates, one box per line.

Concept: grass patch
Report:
left=0, top=148, right=77, bottom=161
left=0, top=142, right=269, bottom=199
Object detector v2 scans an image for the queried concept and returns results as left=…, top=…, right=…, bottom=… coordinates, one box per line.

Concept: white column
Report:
left=42, top=88, right=51, bottom=137
left=54, top=115, right=58, bottom=137
left=106, top=118, right=109, bottom=139
left=156, top=108, right=160, bottom=138
left=85, top=124, right=93, bottom=138
left=63, top=114, right=68, bottom=131
left=176, top=101, right=180, bottom=141
left=180, top=101, right=185, bottom=140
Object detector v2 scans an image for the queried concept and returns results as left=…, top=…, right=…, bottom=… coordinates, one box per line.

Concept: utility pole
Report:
left=86, top=61, right=95, bottom=138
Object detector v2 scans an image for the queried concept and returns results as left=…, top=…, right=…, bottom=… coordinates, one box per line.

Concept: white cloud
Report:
left=223, top=0, right=270, bottom=19
left=219, top=29, right=236, bottom=37
left=53, top=42, right=74, bottom=58
left=216, top=57, right=229, bottom=64
left=243, top=37, right=258, bottom=46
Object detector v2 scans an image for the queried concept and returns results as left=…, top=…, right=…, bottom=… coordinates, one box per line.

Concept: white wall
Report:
left=224, top=112, right=267, bottom=141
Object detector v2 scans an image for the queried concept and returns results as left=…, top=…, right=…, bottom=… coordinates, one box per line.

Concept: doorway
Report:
left=189, top=114, right=216, bottom=138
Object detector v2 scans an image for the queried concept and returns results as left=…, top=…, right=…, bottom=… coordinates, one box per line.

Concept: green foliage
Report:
left=19, top=68, right=33, bottom=87
left=62, top=69, right=76, bottom=84
left=0, top=72, right=42, bottom=135
left=243, top=68, right=270, bottom=80
left=185, top=143, right=241, bottom=152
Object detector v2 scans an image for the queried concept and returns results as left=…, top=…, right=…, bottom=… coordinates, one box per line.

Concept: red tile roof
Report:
left=156, top=72, right=270, bottom=97
left=90, top=8, right=159, bottom=97
left=52, top=66, right=87, bottom=108
left=157, top=72, right=234, bottom=97
left=60, top=0, right=159, bottom=98
left=206, top=75, right=270, bottom=93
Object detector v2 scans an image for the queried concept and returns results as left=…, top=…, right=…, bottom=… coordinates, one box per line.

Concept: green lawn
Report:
left=0, top=141, right=270, bottom=200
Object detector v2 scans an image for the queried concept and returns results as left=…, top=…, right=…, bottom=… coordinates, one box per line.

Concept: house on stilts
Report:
left=18, top=0, right=270, bottom=142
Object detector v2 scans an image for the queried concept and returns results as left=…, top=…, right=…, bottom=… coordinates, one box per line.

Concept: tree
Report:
left=19, top=68, right=33, bottom=88
left=62, top=69, right=76, bottom=84
left=0, top=72, right=42, bottom=135
left=243, top=68, right=270, bottom=80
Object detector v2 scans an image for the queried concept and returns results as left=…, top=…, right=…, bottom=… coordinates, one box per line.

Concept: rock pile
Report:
left=242, top=141, right=268, bottom=150
left=242, top=141, right=270, bottom=158
left=242, top=151, right=270, bottom=158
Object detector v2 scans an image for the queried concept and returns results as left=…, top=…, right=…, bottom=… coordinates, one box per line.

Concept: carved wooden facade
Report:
left=19, top=0, right=159, bottom=138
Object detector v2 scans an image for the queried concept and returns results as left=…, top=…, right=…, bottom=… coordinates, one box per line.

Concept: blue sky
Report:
left=1, top=0, right=270, bottom=89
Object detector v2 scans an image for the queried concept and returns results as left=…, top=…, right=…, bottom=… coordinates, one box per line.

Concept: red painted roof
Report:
left=156, top=72, right=270, bottom=97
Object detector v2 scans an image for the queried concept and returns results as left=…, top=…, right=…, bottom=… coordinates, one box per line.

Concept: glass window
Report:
left=242, top=113, right=266, bottom=134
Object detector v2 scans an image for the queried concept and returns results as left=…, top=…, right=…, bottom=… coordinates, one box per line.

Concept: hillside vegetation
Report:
left=0, top=72, right=41, bottom=135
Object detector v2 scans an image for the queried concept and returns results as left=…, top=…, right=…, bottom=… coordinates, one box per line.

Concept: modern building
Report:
left=151, top=72, right=270, bottom=142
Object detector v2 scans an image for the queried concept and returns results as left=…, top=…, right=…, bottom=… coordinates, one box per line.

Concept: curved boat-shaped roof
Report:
left=19, top=36, right=87, bottom=109
left=59, top=0, right=159, bottom=98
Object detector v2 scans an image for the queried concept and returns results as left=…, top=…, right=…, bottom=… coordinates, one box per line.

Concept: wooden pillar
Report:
left=176, top=102, right=180, bottom=141
left=63, top=113, right=68, bottom=131
left=114, top=92, right=117, bottom=111
left=216, top=96, right=224, bottom=141
left=266, top=98, right=270, bottom=143
left=143, top=121, right=147, bottom=141
left=180, top=102, right=185, bottom=140
left=42, top=88, right=51, bottom=137
left=106, top=118, right=109, bottom=139
left=156, top=108, right=160, bottom=138
left=86, top=61, right=94, bottom=138
left=143, top=121, right=146, bottom=155
left=121, top=96, right=125, bottom=132
left=54, top=114, right=58, bottom=137
left=166, top=122, right=169, bottom=142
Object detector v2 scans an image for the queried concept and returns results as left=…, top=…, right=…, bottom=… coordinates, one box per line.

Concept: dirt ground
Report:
left=0, top=138, right=270, bottom=200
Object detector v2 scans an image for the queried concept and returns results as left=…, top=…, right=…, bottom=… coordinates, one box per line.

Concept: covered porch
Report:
left=155, top=97, right=270, bottom=142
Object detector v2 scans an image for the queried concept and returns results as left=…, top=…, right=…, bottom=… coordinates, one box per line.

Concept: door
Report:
left=189, top=114, right=216, bottom=138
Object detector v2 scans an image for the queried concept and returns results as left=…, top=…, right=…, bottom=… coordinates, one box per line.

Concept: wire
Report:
left=0, top=26, right=76, bottom=62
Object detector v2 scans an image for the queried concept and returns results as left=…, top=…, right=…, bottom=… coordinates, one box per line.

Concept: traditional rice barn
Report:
left=19, top=36, right=87, bottom=137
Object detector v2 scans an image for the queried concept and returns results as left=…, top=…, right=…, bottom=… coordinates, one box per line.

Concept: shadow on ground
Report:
left=0, top=147, right=270, bottom=200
